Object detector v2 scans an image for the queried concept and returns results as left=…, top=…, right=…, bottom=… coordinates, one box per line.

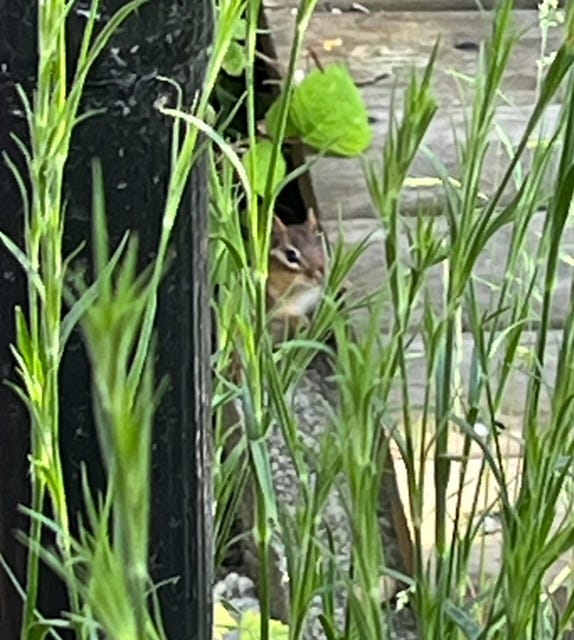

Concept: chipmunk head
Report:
left=267, top=209, right=327, bottom=324
left=269, top=209, right=325, bottom=285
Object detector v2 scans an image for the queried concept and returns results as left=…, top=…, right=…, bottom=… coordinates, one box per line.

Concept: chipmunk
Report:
left=267, top=209, right=327, bottom=342
left=226, top=209, right=327, bottom=385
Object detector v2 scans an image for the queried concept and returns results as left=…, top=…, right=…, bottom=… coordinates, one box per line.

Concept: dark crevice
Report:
left=210, top=9, right=315, bottom=227
left=213, top=10, right=318, bottom=581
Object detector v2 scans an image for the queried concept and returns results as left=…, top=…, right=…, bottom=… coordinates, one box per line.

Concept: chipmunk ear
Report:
left=272, top=215, right=288, bottom=242
left=273, top=215, right=287, bottom=233
left=306, top=207, right=319, bottom=232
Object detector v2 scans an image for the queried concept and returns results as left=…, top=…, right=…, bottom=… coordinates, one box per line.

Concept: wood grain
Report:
left=384, top=329, right=561, bottom=419
left=261, top=4, right=570, bottom=587
left=312, top=103, right=561, bottom=220
left=324, top=209, right=574, bottom=330
left=265, top=0, right=544, bottom=10
left=263, top=10, right=565, bottom=218
left=265, top=10, right=563, bottom=91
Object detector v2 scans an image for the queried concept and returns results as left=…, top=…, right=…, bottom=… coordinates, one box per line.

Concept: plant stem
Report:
left=20, top=480, right=45, bottom=640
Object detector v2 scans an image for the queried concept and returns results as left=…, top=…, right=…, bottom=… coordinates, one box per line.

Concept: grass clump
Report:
left=1, top=0, right=243, bottom=637
left=3, top=0, right=574, bottom=639
left=212, top=1, right=574, bottom=639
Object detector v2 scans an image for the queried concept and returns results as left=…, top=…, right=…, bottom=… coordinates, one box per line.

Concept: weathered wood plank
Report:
left=324, top=209, right=574, bottom=330
left=311, top=103, right=561, bottom=220
left=386, top=329, right=562, bottom=419
left=265, top=0, right=543, bottom=10
left=265, top=10, right=562, bottom=93
left=387, top=329, right=569, bottom=584
left=263, top=10, right=564, bottom=217
left=263, top=3, right=569, bottom=587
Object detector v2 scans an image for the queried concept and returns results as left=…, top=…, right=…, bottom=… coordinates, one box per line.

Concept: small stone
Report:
left=213, top=580, right=228, bottom=601
left=229, top=595, right=260, bottom=613
left=482, top=514, right=502, bottom=534
left=474, top=422, right=490, bottom=438
left=224, top=571, right=240, bottom=595
left=237, top=575, right=256, bottom=597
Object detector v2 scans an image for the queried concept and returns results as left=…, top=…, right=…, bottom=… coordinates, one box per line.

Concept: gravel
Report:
left=217, top=352, right=419, bottom=639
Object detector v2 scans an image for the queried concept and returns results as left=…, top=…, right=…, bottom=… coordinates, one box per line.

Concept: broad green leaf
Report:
left=239, top=610, right=289, bottom=639
left=242, top=140, right=286, bottom=197
left=265, top=95, right=299, bottom=140
left=233, top=18, right=247, bottom=40
left=291, top=64, right=372, bottom=156
left=214, top=602, right=238, bottom=639
left=223, top=41, right=247, bottom=77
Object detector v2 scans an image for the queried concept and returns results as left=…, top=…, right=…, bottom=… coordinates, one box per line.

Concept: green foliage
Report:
left=223, top=41, right=248, bottom=76
left=0, top=0, right=152, bottom=636
left=4, top=0, right=574, bottom=638
left=213, top=606, right=289, bottom=640
left=265, top=98, right=299, bottom=140
left=0, top=0, right=246, bottom=637
left=222, top=19, right=248, bottom=76
left=239, top=611, right=289, bottom=639
left=249, top=61, right=372, bottom=208
left=65, top=160, right=167, bottom=639
left=266, top=64, right=373, bottom=156
left=242, top=139, right=287, bottom=196
left=212, top=2, right=574, bottom=640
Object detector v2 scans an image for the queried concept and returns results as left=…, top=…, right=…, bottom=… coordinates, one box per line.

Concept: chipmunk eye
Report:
left=285, top=247, right=300, bottom=264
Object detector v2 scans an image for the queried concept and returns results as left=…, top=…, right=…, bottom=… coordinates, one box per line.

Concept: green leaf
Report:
left=233, top=18, right=246, bottom=40
left=318, top=613, right=338, bottom=640
left=222, top=41, right=247, bottom=77
left=0, top=231, right=45, bottom=299
left=265, top=95, right=299, bottom=140
left=443, top=599, right=482, bottom=639
left=239, top=610, right=289, bottom=639
left=14, top=306, right=34, bottom=371
left=241, top=140, right=287, bottom=197
left=26, top=622, right=52, bottom=640
left=214, top=602, right=238, bottom=639
left=291, top=64, right=373, bottom=156
left=60, top=232, right=130, bottom=351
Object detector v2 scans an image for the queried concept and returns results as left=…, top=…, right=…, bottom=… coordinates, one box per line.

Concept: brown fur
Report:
left=267, top=209, right=326, bottom=341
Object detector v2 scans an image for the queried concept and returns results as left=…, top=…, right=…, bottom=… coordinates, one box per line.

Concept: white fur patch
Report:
left=283, top=285, right=323, bottom=316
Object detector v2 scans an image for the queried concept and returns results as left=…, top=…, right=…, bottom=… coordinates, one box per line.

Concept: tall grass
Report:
left=3, top=0, right=574, bottom=638
left=1, top=0, right=243, bottom=637
left=211, top=1, right=574, bottom=640
left=1, top=2, right=150, bottom=635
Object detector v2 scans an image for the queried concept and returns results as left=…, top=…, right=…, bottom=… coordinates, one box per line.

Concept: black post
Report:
left=0, top=3, right=41, bottom=634
left=0, top=2, right=213, bottom=638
